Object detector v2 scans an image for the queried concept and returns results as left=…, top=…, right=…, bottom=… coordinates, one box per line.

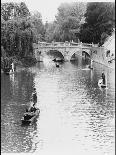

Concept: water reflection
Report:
left=1, top=58, right=115, bottom=155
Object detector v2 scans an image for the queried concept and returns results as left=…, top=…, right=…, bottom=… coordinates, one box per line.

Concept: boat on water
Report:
left=98, top=79, right=107, bottom=88
left=56, top=64, right=60, bottom=67
left=108, top=59, right=115, bottom=69
left=86, top=65, right=93, bottom=70
left=3, top=68, right=11, bottom=75
left=3, top=68, right=15, bottom=75
left=21, top=108, right=40, bottom=125
left=53, top=58, right=64, bottom=62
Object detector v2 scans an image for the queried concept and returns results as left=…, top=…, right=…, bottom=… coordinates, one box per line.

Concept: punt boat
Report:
left=98, top=79, right=107, bottom=88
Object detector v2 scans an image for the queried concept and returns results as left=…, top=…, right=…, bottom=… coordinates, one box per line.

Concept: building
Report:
left=103, top=29, right=115, bottom=68
left=103, top=29, right=115, bottom=57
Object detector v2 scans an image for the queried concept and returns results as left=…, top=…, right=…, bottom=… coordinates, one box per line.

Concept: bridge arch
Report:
left=67, top=49, right=82, bottom=61
left=82, top=51, right=91, bottom=58
left=66, top=48, right=91, bottom=61
left=46, top=49, right=65, bottom=60
left=35, top=44, right=93, bottom=61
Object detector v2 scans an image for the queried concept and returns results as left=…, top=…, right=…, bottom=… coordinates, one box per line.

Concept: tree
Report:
left=79, top=2, right=115, bottom=44
left=19, top=2, right=30, bottom=17
left=1, top=2, right=38, bottom=58
left=1, top=3, right=14, bottom=21
left=29, top=11, right=45, bottom=42
left=1, top=2, right=30, bottom=21
left=44, top=22, right=57, bottom=42
left=54, top=2, right=87, bottom=42
left=44, top=2, right=87, bottom=42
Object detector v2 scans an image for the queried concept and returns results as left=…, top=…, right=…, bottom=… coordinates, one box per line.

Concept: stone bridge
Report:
left=33, top=42, right=106, bottom=63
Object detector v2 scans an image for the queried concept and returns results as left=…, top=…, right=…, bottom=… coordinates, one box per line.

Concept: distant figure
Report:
left=53, top=58, right=56, bottom=62
left=29, top=102, right=37, bottom=112
left=32, top=104, right=37, bottom=112
left=32, top=88, right=37, bottom=104
left=28, top=102, right=37, bottom=113
left=26, top=108, right=28, bottom=112
left=24, top=113, right=33, bottom=120
left=11, top=61, right=15, bottom=72
left=30, top=105, right=36, bottom=113
left=101, top=72, right=106, bottom=85
left=56, top=64, right=59, bottom=68
left=91, top=60, right=93, bottom=67
left=88, top=60, right=93, bottom=69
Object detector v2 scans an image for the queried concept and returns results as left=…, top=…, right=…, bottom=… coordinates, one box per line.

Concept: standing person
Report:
left=11, top=61, right=14, bottom=72
left=91, top=60, right=93, bottom=68
left=101, top=72, right=106, bottom=85
left=32, top=88, right=37, bottom=105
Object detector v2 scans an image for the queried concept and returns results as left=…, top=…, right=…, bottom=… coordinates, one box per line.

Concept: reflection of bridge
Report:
left=33, top=42, right=106, bottom=63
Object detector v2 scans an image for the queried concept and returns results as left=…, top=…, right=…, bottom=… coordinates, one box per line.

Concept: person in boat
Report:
left=30, top=104, right=37, bottom=113
left=32, top=88, right=37, bottom=104
left=24, top=113, right=33, bottom=120
left=24, top=108, right=34, bottom=120
left=56, top=64, right=59, bottom=67
left=28, top=102, right=37, bottom=113
left=101, top=72, right=106, bottom=85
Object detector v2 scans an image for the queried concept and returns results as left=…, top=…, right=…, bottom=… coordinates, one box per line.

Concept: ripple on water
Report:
left=1, top=61, right=115, bottom=154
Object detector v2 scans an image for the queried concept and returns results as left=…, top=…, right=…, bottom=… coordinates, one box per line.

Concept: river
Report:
left=1, top=57, right=115, bottom=155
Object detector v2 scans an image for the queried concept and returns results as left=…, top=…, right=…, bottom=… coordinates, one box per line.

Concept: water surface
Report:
left=1, top=58, right=115, bottom=155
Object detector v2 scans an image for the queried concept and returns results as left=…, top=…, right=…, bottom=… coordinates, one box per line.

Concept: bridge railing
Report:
left=82, top=43, right=98, bottom=47
left=38, top=41, right=81, bottom=47
left=36, top=41, right=99, bottom=48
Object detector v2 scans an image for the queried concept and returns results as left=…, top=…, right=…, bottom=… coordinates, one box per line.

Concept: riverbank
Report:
left=19, top=57, right=37, bottom=67
left=1, top=56, right=37, bottom=72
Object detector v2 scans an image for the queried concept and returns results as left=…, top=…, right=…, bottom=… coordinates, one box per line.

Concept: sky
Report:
left=1, top=0, right=115, bottom=23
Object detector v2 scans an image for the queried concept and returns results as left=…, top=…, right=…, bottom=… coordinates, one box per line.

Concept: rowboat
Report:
left=88, top=65, right=93, bottom=70
left=56, top=64, right=59, bottom=67
left=21, top=108, right=40, bottom=125
left=100, top=84, right=107, bottom=88
left=53, top=58, right=63, bottom=62
left=98, top=79, right=107, bottom=88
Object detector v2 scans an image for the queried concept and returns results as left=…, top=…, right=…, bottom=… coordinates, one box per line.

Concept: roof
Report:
left=103, top=30, right=115, bottom=54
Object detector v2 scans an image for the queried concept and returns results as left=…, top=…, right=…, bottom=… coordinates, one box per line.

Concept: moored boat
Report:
left=53, top=58, right=64, bottom=62
left=56, top=64, right=59, bottom=67
left=98, top=79, right=107, bottom=88
left=3, top=68, right=11, bottom=75
left=101, top=84, right=107, bottom=88
left=87, top=65, right=93, bottom=70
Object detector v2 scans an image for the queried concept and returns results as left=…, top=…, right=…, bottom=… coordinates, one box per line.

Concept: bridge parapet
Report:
left=37, top=41, right=96, bottom=47
left=34, top=41, right=106, bottom=62
left=35, top=41, right=99, bottom=48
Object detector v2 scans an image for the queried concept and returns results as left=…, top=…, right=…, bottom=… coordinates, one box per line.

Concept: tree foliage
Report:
left=1, top=2, right=44, bottom=59
left=79, top=2, right=115, bottom=44
left=1, top=2, right=30, bottom=21
left=30, top=11, right=45, bottom=42
left=1, top=1, right=115, bottom=62
left=45, top=2, right=87, bottom=42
